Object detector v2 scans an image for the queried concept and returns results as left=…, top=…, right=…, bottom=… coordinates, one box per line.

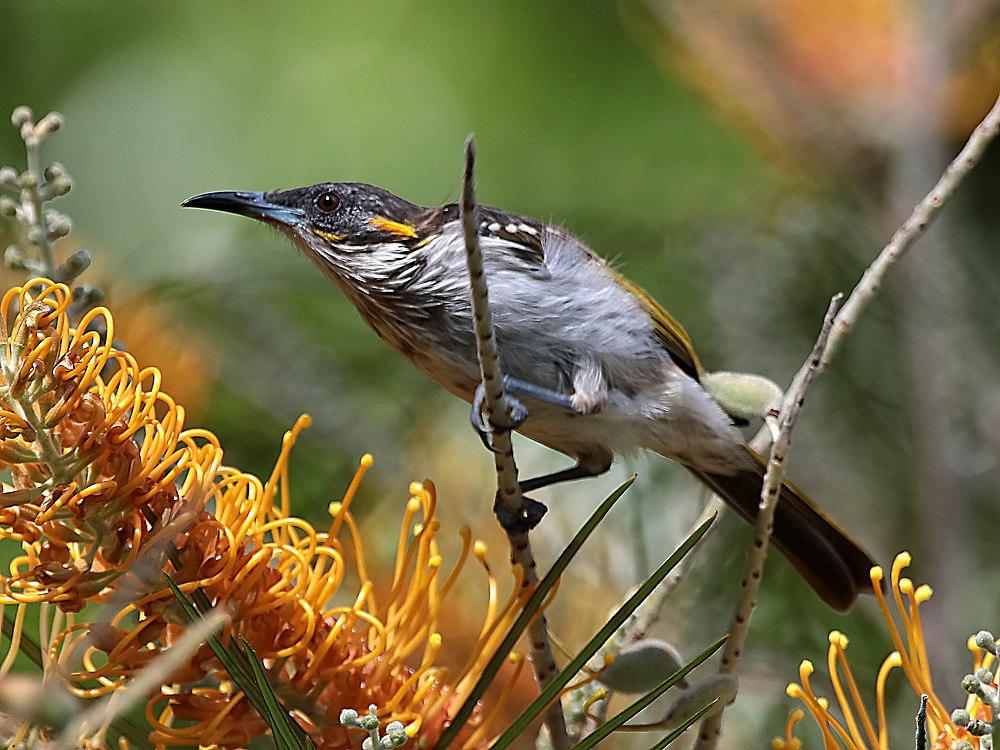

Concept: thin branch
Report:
left=694, top=295, right=841, bottom=749
left=459, top=136, right=571, bottom=750
left=821, top=93, right=1000, bottom=370
left=694, top=93, right=1000, bottom=750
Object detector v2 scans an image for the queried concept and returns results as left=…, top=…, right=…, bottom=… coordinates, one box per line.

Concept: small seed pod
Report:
left=10, top=106, right=33, bottom=127
left=661, top=674, right=738, bottom=730
left=600, top=638, right=688, bottom=693
left=701, top=371, right=782, bottom=421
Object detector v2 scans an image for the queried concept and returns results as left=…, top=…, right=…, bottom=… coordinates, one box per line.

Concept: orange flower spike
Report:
left=328, top=452, right=374, bottom=539
left=826, top=631, right=879, bottom=749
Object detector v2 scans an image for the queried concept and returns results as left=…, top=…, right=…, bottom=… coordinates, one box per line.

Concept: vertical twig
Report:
left=459, top=136, right=571, bottom=750
left=694, top=295, right=841, bottom=750
left=694, top=94, right=1000, bottom=750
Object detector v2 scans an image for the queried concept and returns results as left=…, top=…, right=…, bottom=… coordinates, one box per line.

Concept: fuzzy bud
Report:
left=0, top=166, right=18, bottom=190
left=0, top=197, right=17, bottom=218
left=966, top=719, right=992, bottom=736
left=46, top=212, right=72, bottom=239
left=952, top=709, right=971, bottom=726
left=662, top=674, right=738, bottom=730
left=962, top=674, right=981, bottom=693
left=339, top=708, right=360, bottom=726
left=4, top=246, right=26, bottom=271
left=975, top=631, right=997, bottom=655
left=46, top=176, right=72, bottom=197
left=385, top=721, right=407, bottom=746
left=600, top=638, right=687, bottom=693
left=359, top=709, right=380, bottom=732
left=34, top=112, right=63, bottom=137
left=975, top=667, right=994, bottom=684
left=10, top=106, right=33, bottom=127
left=26, top=226, right=45, bottom=246
left=18, top=170, right=37, bottom=190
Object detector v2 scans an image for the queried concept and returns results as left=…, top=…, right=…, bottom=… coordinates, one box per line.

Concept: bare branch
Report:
left=694, top=93, right=1000, bottom=750
left=460, top=136, right=571, bottom=750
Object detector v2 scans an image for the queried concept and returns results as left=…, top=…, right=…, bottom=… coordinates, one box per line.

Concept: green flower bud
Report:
left=975, top=667, right=993, bottom=684
left=966, top=719, right=991, bottom=736
left=339, top=708, right=360, bottom=726
left=952, top=709, right=971, bottom=726
left=701, top=371, right=782, bottom=421
left=975, top=631, right=997, bottom=655
left=10, top=106, right=33, bottom=128
left=359, top=708, right=380, bottom=732
left=662, top=674, right=738, bottom=730
left=385, top=721, right=407, bottom=747
left=600, top=638, right=687, bottom=693
left=962, top=674, right=981, bottom=693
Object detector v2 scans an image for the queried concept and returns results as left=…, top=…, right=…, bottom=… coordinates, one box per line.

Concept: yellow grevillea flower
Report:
left=774, top=552, right=995, bottom=750
left=0, top=279, right=527, bottom=749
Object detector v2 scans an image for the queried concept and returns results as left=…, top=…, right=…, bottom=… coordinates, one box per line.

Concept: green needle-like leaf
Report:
left=572, top=634, right=728, bottom=749
left=164, top=574, right=314, bottom=750
left=647, top=699, right=719, bottom=750
left=433, top=476, right=637, bottom=750
left=487, top=512, right=716, bottom=750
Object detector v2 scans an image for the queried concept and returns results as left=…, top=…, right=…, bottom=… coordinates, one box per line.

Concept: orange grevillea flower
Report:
left=0, top=279, right=527, bottom=749
left=773, top=552, right=995, bottom=750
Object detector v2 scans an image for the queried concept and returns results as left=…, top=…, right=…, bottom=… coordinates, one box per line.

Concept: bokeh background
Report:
left=3, top=1, right=999, bottom=747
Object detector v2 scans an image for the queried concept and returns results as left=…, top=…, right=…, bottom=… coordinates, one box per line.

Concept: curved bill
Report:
left=181, top=191, right=304, bottom=226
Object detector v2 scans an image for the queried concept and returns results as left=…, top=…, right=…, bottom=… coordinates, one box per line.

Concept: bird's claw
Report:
left=493, top=493, right=548, bottom=533
left=470, top=381, right=530, bottom=452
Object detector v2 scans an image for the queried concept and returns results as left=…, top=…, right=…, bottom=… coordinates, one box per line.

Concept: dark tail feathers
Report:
left=687, top=446, right=876, bottom=611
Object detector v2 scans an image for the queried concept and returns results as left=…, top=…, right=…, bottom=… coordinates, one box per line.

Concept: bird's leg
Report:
left=470, top=375, right=581, bottom=450
left=493, top=492, right=548, bottom=533
left=519, top=461, right=609, bottom=493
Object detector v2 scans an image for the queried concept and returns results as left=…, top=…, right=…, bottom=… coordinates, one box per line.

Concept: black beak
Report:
left=181, top=191, right=304, bottom=226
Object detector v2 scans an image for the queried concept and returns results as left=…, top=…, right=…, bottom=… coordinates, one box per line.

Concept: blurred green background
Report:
left=3, top=1, right=999, bottom=747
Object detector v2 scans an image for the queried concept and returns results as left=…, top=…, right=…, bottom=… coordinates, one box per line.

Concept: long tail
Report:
left=686, top=446, right=876, bottom=611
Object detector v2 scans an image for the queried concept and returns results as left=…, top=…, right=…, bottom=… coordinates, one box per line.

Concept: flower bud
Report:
left=339, top=708, right=360, bottom=726
left=4, top=245, right=26, bottom=271
left=44, top=162, right=65, bottom=180
left=0, top=197, right=17, bottom=218
left=962, top=674, right=981, bottom=693
left=702, top=371, right=782, bottom=421
left=47, top=213, right=72, bottom=239
left=662, top=674, right=738, bottom=730
left=966, top=719, right=992, bottom=737
left=35, top=112, right=63, bottom=137
left=385, top=721, right=407, bottom=746
left=0, top=166, right=18, bottom=190
left=975, top=667, right=994, bottom=684
left=600, top=638, right=687, bottom=693
left=10, top=106, right=33, bottom=127
left=18, top=170, right=37, bottom=190
left=952, top=709, right=971, bottom=726
left=975, top=631, right=997, bottom=655
left=359, top=710, right=380, bottom=732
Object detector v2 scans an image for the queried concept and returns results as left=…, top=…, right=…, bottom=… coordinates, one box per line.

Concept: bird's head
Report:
left=182, top=182, right=429, bottom=265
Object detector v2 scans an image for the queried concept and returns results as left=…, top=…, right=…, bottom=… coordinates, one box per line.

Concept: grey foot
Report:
left=494, top=493, right=547, bottom=533
left=470, top=382, right=529, bottom=451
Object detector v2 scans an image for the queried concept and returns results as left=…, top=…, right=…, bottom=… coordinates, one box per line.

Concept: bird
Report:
left=182, top=182, right=876, bottom=610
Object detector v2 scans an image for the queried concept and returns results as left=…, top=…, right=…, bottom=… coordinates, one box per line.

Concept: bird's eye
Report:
left=316, top=191, right=340, bottom=213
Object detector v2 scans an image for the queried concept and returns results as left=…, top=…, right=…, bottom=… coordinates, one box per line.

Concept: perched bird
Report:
left=183, top=183, right=876, bottom=610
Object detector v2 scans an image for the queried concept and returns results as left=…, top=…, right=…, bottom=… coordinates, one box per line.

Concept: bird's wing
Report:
left=611, top=271, right=705, bottom=382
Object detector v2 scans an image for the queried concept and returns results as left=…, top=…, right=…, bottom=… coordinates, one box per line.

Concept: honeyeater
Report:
left=183, top=182, right=876, bottom=610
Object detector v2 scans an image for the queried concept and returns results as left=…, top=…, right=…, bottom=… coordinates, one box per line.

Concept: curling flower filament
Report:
left=773, top=552, right=994, bottom=750
left=0, top=279, right=528, bottom=748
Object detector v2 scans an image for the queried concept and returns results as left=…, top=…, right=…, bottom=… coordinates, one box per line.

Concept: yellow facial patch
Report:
left=313, top=229, right=347, bottom=242
left=369, top=217, right=417, bottom=239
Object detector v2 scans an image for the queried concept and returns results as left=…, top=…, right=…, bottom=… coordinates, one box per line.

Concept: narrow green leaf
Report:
left=647, top=699, right=718, bottom=750
left=488, top=513, right=716, bottom=750
left=572, top=634, right=728, bottom=749
left=433, top=476, right=637, bottom=750
left=238, top=637, right=302, bottom=750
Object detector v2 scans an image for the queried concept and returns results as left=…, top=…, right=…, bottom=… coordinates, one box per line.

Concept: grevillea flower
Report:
left=773, top=552, right=995, bottom=750
left=0, top=279, right=528, bottom=748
